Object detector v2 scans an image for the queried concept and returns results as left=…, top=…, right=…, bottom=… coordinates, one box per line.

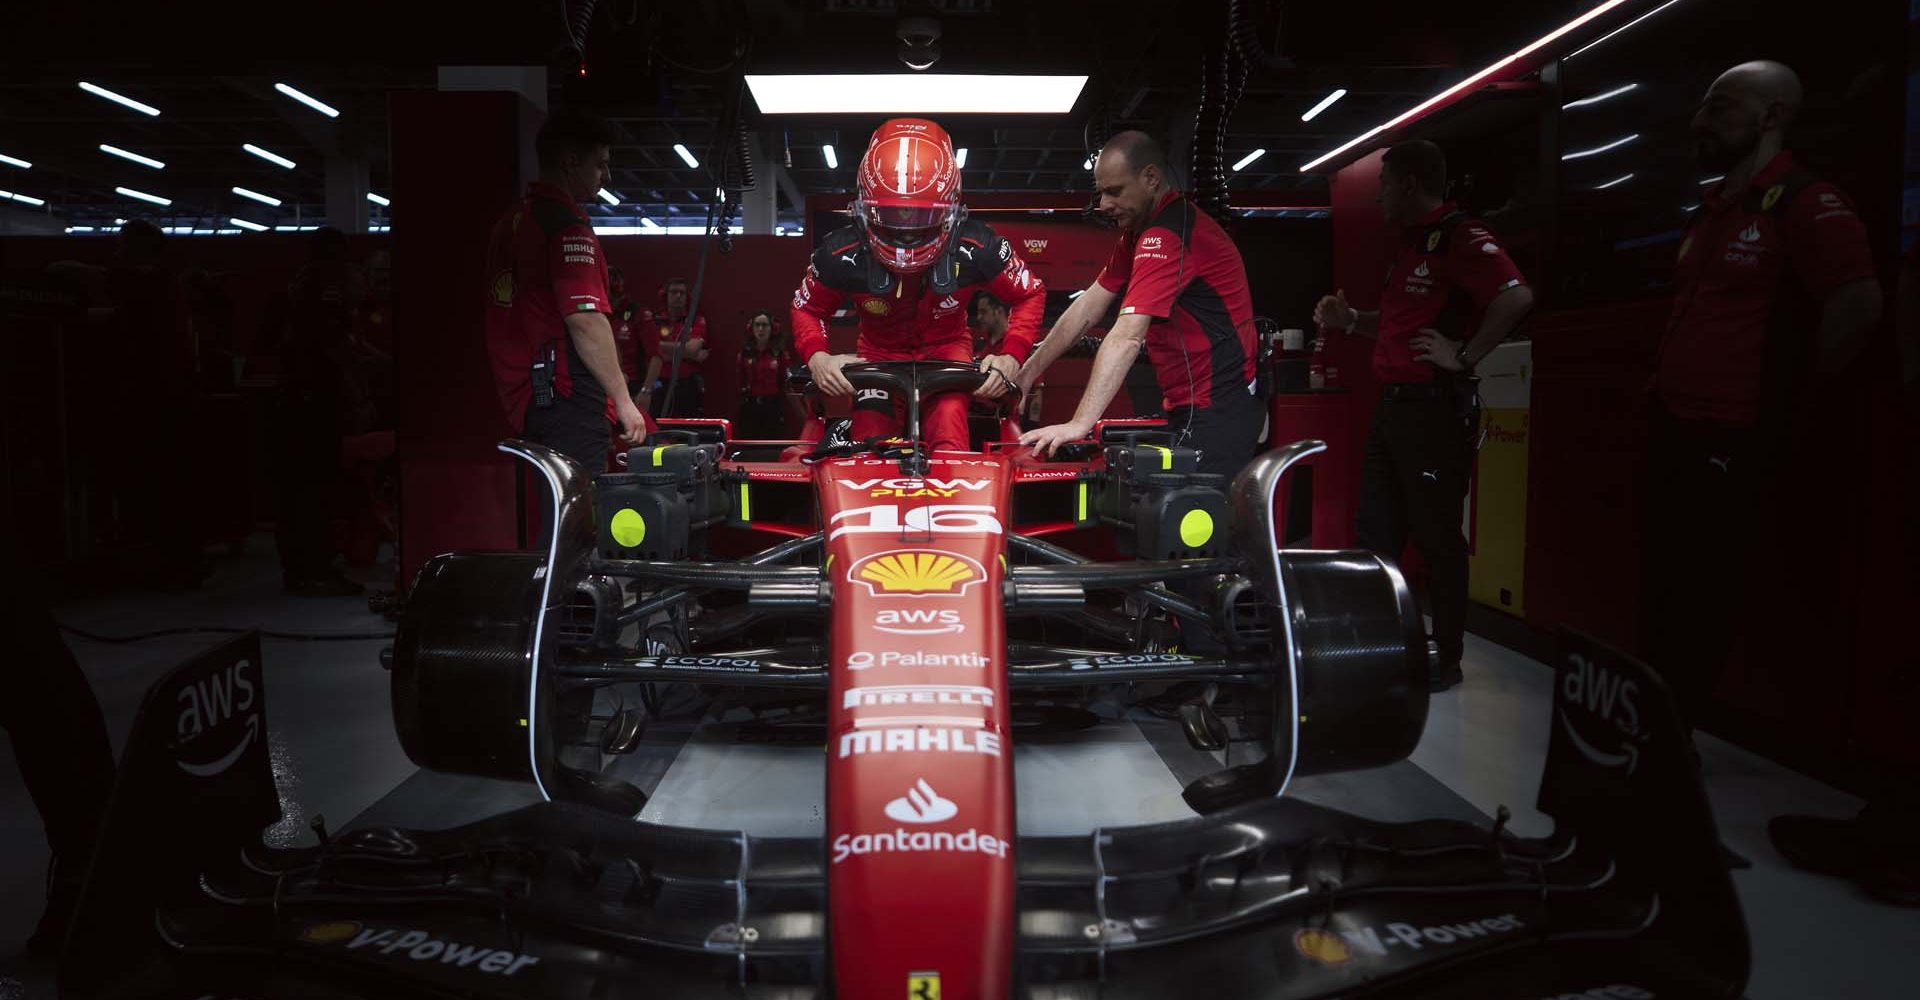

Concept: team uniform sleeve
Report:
left=1116, top=225, right=1186, bottom=320
left=790, top=259, right=845, bottom=361
left=1445, top=221, right=1528, bottom=311
left=1785, top=183, right=1878, bottom=297
left=1095, top=231, right=1134, bottom=293
left=549, top=223, right=610, bottom=315
left=980, top=232, right=1046, bottom=363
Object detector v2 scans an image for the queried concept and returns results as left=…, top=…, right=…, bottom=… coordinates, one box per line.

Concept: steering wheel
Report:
left=788, top=359, right=1023, bottom=419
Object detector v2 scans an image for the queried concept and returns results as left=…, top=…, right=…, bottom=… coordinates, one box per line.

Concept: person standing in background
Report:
left=1312, top=139, right=1535, bottom=692
left=642, top=277, right=709, bottom=418
left=605, top=265, right=646, bottom=410
left=736, top=312, right=794, bottom=439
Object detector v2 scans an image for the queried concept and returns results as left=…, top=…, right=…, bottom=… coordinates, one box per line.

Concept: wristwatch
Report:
left=1455, top=344, right=1476, bottom=372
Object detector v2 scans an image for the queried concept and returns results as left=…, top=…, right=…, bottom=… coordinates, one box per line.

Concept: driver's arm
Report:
left=1019, top=279, right=1117, bottom=387
left=789, top=262, right=845, bottom=364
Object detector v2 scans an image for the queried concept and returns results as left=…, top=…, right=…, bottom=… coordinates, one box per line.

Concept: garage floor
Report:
left=1, top=537, right=1914, bottom=997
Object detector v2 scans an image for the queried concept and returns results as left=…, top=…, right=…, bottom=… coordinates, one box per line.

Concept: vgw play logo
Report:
left=174, top=657, right=259, bottom=777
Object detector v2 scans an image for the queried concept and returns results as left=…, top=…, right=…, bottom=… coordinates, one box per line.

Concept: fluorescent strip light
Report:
left=1700, top=174, right=1724, bottom=185
left=673, top=143, right=700, bottom=168
left=273, top=225, right=321, bottom=232
left=1594, top=173, right=1634, bottom=190
left=0, top=153, right=30, bottom=169
left=1300, top=0, right=1635, bottom=172
left=1567, top=0, right=1687, bottom=60
left=1067, top=289, right=1085, bottom=300
left=273, top=82, right=340, bottom=118
left=1232, top=149, right=1267, bottom=172
left=232, top=186, right=281, bottom=206
left=1300, top=88, right=1348, bottom=122
left=1562, top=133, right=1639, bottom=160
left=822, top=145, right=838, bottom=169
left=229, top=217, right=267, bottom=231
left=955, top=147, right=968, bottom=168
left=78, top=81, right=160, bottom=116
left=243, top=143, right=297, bottom=169
left=1083, top=155, right=1094, bottom=170
left=1682, top=203, right=1701, bottom=214
left=641, top=217, right=662, bottom=230
left=66, top=226, right=95, bottom=233
left=191, top=229, right=215, bottom=235
left=99, top=143, right=165, bottom=169
left=214, top=228, right=242, bottom=235
left=163, top=226, right=196, bottom=234
left=1562, top=82, right=1639, bottom=110
left=0, top=189, right=47, bottom=206
left=115, top=185, right=171, bottom=206
left=369, top=225, right=390, bottom=233
left=746, top=74, right=1088, bottom=115
left=595, top=188, right=618, bottom=206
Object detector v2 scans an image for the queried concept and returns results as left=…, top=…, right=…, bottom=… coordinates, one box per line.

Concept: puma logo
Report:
left=838, top=253, right=857, bottom=266
left=957, top=245, right=975, bottom=261
left=1708, top=456, right=1731, bottom=473
left=1421, top=470, right=1439, bottom=481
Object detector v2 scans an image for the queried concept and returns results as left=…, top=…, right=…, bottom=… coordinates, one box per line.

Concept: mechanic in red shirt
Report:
left=1313, top=140, right=1536, bottom=691
left=736, top=311, right=795, bottom=439
left=972, top=291, right=1042, bottom=428
left=1641, top=60, right=1881, bottom=728
left=484, top=107, right=648, bottom=471
left=1018, top=131, right=1263, bottom=479
left=791, top=117, right=1044, bottom=453
left=639, top=277, right=710, bottom=418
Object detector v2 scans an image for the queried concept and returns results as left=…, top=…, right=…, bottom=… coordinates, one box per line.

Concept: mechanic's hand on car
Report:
left=1411, top=328, right=1465, bottom=371
left=807, top=351, right=866, bottom=397
left=613, top=396, right=648, bottom=447
left=1313, top=288, right=1356, bottom=331
left=974, top=354, right=1020, bottom=399
left=1018, top=418, right=1094, bottom=459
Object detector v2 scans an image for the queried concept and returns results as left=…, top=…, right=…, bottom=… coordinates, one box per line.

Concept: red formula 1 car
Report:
left=61, top=362, right=1749, bottom=1000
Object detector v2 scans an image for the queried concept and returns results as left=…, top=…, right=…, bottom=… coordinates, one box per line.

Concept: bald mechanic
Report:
left=1018, top=132, right=1263, bottom=479
left=1313, top=140, right=1535, bottom=692
left=1642, top=60, right=1881, bottom=728
left=484, top=107, right=648, bottom=473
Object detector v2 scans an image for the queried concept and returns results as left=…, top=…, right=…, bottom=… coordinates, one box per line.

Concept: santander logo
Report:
left=884, top=779, right=959, bottom=824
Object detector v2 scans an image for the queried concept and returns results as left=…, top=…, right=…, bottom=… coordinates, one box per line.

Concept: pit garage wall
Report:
left=1329, top=141, right=1915, bottom=785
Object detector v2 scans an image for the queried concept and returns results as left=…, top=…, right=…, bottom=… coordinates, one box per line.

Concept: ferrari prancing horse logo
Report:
left=908, top=971, right=941, bottom=999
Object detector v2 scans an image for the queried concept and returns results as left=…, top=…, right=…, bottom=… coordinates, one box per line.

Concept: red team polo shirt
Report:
left=1096, top=189, right=1257, bottom=409
left=1372, top=203, right=1527, bottom=384
left=740, top=345, right=794, bottom=397
left=641, top=312, right=709, bottom=379
left=1656, top=151, right=1876, bottom=426
left=483, top=181, right=614, bottom=430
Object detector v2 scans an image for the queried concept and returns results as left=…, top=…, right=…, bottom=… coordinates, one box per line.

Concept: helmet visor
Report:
left=861, top=201, right=952, bottom=248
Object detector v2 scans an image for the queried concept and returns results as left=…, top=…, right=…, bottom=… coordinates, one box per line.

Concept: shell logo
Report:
left=489, top=270, right=514, bottom=306
left=1292, top=927, right=1352, bottom=966
left=300, top=920, right=362, bottom=945
left=861, top=298, right=892, bottom=316
left=849, top=550, right=986, bottom=598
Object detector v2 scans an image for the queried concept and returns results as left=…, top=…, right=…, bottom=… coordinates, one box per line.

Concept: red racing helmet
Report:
left=855, top=117, right=962, bottom=274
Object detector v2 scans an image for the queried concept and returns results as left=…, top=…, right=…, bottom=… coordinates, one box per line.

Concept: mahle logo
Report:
left=849, top=550, right=985, bottom=598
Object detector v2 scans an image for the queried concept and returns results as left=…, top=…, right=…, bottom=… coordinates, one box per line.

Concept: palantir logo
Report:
left=884, top=778, right=959, bottom=824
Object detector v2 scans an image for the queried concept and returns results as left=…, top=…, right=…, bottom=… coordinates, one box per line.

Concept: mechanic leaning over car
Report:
left=790, top=117, right=1045, bottom=453
left=484, top=106, right=649, bottom=475
left=1312, top=140, right=1535, bottom=693
left=1016, top=131, right=1264, bottom=481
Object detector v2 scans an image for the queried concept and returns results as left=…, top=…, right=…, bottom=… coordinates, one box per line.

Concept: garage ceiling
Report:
left=0, top=0, right=1572, bottom=233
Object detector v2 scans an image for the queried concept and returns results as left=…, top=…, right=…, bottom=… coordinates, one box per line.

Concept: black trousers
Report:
left=1355, top=389, right=1473, bottom=664
left=273, top=393, right=344, bottom=583
left=653, top=374, right=705, bottom=419
left=523, top=391, right=614, bottom=549
left=1, top=604, right=115, bottom=892
left=1638, top=402, right=1767, bottom=728
left=1167, top=388, right=1265, bottom=480
left=736, top=395, right=786, bottom=440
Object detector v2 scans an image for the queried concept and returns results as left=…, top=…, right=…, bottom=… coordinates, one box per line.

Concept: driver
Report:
left=790, top=118, right=1045, bottom=453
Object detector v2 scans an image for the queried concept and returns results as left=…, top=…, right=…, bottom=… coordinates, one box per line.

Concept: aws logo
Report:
left=848, top=550, right=986, bottom=598
left=174, top=658, right=259, bottom=777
